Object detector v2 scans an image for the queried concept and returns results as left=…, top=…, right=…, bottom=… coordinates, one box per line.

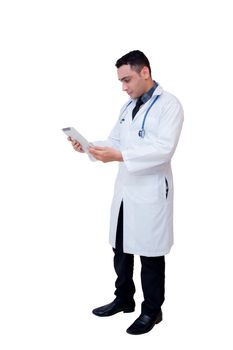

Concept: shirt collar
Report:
left=140, top=81, right=158, bottom=104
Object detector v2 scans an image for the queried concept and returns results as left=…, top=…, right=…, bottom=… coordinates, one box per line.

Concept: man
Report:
left=68, top=50, right=183, bottom=335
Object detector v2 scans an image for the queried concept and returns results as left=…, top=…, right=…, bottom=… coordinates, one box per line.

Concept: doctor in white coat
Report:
left=69, top=50, right=183, bottom=335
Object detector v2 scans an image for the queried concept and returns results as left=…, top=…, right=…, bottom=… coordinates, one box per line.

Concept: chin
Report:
left=129, top=93, right=136, bottom=99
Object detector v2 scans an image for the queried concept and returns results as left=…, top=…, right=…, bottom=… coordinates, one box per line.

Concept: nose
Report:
left=122, top=82, right=128, bottom=92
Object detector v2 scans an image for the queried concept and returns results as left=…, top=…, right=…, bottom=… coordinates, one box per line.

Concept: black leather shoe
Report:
left=92, top=300, right=135, bottom=317
left=126, top=311, right=162, bottom=335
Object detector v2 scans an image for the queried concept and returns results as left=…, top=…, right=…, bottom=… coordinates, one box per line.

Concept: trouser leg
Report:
left=140, top=255, right=165, bottom=316
left=113, top=202, right=135, bottom=303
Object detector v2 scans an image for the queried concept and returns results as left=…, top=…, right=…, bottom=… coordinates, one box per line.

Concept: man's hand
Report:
left=67, top=136, right=84, bottom=153
left=88, top=146, right=123, bottom=163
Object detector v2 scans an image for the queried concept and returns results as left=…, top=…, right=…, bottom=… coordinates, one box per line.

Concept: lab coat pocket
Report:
left=165, top=177, right=169, bottom=199
left=126, top=175, right=164, bottom=204
left=156, top=175, right=169, bottom=201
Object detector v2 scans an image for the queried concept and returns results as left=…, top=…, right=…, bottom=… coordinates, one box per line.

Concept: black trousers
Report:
left=113, top=202, right=165, bottom=317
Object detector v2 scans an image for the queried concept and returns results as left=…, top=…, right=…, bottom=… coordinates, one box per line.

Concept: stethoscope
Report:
left=120, top=94, right=160, bottom=138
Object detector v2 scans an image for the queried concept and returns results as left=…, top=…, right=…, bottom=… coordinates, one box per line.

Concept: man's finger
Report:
left=89, top=149, right=99, bottom=156
left=89, top=146, right=106, bottom=151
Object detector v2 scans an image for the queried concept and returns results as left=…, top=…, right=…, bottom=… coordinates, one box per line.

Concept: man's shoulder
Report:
left=119, top=99, right=133, bottom=112
left=160, top=89, right=183, bottom=110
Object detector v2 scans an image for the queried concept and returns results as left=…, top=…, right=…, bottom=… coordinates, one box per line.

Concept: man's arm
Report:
left=88, top=146, right=123, bottom=163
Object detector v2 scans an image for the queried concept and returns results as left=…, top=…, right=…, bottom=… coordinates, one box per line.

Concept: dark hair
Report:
left=115, top=50, right=151, bottom=76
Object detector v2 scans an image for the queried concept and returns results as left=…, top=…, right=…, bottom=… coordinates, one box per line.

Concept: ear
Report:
left=141, top=66, right=150, bottom=79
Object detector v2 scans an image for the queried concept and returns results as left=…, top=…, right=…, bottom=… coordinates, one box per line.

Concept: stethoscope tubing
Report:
left=119, top=93, right=161, bottom=138
left=138, top=94, right=160, bottom=138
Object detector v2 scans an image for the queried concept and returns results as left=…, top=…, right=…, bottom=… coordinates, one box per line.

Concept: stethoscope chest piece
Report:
left=119, top=90, right=161, bottom=139
left=138, top=129, right=145, bottom=138
left=138, top=93, right=160, bottom=138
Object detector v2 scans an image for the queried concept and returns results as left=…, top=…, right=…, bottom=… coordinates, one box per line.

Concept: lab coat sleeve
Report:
left=90, top=101, right=131, bottom=151
left=104, top=101, right=132, bottom=150
left=122, top=98, right=184, bottom=173
left=89, top=118, right=120, bottom=149
left=90, top=105, right=125, bottom=150
left=86, top=118, right=121, bottom=161
left=106, top=119, right=121, bottom=150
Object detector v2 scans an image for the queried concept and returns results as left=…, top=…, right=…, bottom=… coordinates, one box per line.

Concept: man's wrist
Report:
left=116, top=151, right=123, bottom=162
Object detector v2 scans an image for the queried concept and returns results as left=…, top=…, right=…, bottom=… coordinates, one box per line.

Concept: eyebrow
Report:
left=119, top=75, right=131, bottom=82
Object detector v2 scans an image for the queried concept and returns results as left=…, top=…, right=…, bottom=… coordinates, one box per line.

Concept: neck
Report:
left=144, top=79, right=155, bottom=93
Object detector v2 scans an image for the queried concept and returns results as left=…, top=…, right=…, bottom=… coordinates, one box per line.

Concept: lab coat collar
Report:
left=152, top=84, right=163, bottom=96
left=131, top=83, right=163, bottom=104
left=130, top=84, right=163, bottom=123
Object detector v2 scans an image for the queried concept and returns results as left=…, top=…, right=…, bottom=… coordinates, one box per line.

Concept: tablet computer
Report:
left=62, top=127, right=91, bottom=153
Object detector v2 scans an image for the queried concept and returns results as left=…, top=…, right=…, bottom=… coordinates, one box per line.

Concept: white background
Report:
left=0, top=0, right=233, bottom=348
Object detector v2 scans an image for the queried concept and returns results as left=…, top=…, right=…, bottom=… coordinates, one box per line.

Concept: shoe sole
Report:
left=123, top=307, right=135, bottom=313
left=93, top=307, right=135, bottom=317
left=126, top=313, right=163, bottom=335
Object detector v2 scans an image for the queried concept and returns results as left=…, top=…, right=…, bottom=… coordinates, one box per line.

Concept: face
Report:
left=117, top=64, right=150, bottom=99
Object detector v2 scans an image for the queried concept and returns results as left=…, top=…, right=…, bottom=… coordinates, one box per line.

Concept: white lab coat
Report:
left=96, top=85, right=183, bottom=257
